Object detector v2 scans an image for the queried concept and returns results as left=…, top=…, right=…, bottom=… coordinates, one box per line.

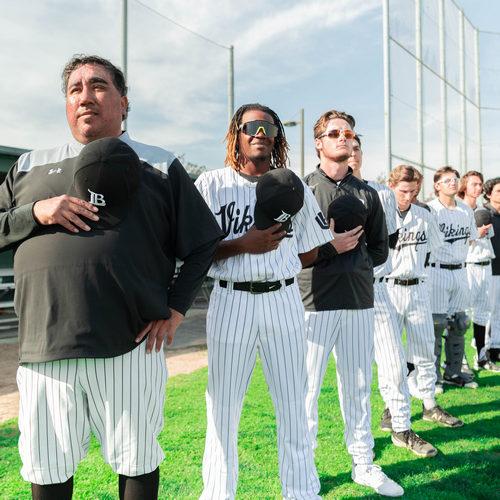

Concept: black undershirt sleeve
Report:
left=317, top=240, right=338, bottom=260
left=169, top=239, right=218, bottom=315
left=167, top=159, right=223, bottom=314
left=0, top=162, right=39, bottom=251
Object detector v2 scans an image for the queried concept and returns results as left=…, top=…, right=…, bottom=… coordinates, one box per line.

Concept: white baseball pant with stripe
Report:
left=386, top=280, right=437, bottom=400
left=430, top=267, right=469, bottom=315
left=373, top=281, right=411, bottom=432
left=467, top=263, right=493, bottom=326
left=17, top=340, right=167, bottom=485
left=305, top=308, right=374, bottom=465
left=488, top=275, right=500, bottom=349
left=201, top=282, right=320, bottom=500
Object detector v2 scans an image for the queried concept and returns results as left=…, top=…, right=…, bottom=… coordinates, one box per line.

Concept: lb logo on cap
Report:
left=254, top=169, right=305, bottom=232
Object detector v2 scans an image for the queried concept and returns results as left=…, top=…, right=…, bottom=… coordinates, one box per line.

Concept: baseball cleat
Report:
left=477, top=359, right=500, bottom=372
left=443, top=373, right=478, bottom=389
left=422, top=404, right=464, bottom=427
left=380, top=408, right=392, bottom=432
left=352, top=464, right=404, bottom=497
left=489, top=348, right=500, bottom=362
left=391, top=429, right=437, bottom=457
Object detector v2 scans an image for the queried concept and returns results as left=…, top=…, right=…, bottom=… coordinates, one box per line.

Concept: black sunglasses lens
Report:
left=242, top=120, right=278, bottom=138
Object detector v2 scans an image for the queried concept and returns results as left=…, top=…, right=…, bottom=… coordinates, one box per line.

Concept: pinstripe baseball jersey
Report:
left=387, top=203, right=444, bottom=279
left=195, top=167, right=332, bottom=282
left=427, top=198, right=478, bottom=264
left=367, top=181, right=398, bottom=278
left=466, top=207, right=495, bottom=263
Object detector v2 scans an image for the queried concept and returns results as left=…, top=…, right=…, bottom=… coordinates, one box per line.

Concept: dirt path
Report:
left=0, top=346, right=208, bottom=424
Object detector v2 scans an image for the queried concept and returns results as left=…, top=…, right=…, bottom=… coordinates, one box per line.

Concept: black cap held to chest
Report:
left=69, top=137, right=142, bottom=229
left=327, top=194, right=368, bottom=233
left=254, top=168, right=304, bottom=232
left=474, top=208, right=492, bottom=227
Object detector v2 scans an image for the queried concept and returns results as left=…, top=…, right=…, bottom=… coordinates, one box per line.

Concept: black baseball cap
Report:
left=69, top=137, right=142, bottom=229
left=474, top=208, right=492, bottom=227
left=254, top=168, right=305, bottom=231
left=327, top=194, right=367, bottom=233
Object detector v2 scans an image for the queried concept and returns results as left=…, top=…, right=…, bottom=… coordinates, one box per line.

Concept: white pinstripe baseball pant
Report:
left=305, top=308, right=375, bottom=465
left=467, top=263, right=493, bottom=327
left=386, top=280, right=437, bottom=400
left=430, top=267, right=469, bottom=314
left=373, top=282, right=411, bottom=433
left=201, top=282, right=320, bottom=500
left=488, top=275, right=500, bottom=350
left=17, top=340, right=167, bottom=485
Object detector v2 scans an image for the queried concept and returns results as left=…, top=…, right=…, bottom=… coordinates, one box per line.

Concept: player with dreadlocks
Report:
left=195, top=103, right=332, bottom=499
left=224, top=103, right=289, bottom=170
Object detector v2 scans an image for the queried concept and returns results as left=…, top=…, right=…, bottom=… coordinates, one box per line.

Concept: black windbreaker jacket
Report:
left=298, top=166, right=388, bottom=310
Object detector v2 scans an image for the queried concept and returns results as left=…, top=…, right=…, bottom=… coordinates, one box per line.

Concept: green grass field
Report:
left=1, top=333, right=499, bottom=499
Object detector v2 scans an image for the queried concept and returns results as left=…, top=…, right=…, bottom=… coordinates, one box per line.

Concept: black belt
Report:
left=373, top=277, right=385, bottom=284
left=431, top=263, right=465, bottom=270
left=389, top=278, right=420, bottom=286
left=219, top=278, right=294, bottom=294
left=470, top=260, right=491, bottom=266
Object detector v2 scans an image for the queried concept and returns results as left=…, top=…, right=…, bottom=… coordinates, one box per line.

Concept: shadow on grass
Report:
left=318, top=470, right=353, bottom=497
left=444, top=398, right=500, bottom=416
left=474, top=373, right=500, bottom=388
left=319, top=448, right=500, bottom=499
left=372, top=413, right=500, bottom=455
left=424, top=415, right=499, bottom=444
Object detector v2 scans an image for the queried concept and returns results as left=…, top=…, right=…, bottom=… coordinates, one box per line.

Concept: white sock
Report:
left=423, top=398, right=436, bottom=410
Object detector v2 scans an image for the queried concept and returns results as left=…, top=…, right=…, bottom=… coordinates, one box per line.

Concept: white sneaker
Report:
left=352, top=464, right=404, bottom=497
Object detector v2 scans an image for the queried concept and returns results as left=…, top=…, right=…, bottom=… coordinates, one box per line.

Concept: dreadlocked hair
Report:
left=225, top=103, right=289, bottom=170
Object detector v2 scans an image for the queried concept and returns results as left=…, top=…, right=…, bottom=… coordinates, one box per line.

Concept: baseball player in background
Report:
left=2, top=55, right=222, bottom=500
left=411, top=176, right=431, bottom=212
left=457, top=172, right=499, bottom=372
left=298, top=110, right=404, bottom=497
left=483, top=178, right=500, bottom=364
left=195, top=103, right=332, bottom=500
left=349, top=140, right=438, bottom=457
left=428, top=167, right=479, bottom=391
left=387, top=165, right=463, bottom=429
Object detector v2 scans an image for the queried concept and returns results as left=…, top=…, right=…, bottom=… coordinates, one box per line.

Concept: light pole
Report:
left=283, top=108, right=305, bottom=178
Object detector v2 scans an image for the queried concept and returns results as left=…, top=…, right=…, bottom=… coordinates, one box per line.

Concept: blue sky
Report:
left=0, top=0, right=498, bottom=184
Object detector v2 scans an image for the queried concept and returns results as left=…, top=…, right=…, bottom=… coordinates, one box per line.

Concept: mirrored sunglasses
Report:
left=318, top=129, right=356, bottom=140
left=239, top=120, right=278, bottom=138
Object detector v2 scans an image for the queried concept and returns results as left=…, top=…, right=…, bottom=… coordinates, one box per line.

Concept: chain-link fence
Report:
left=384, top=0, right=498, bottom=199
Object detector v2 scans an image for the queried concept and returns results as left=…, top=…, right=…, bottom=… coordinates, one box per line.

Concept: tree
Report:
left=176, top=154, right=207, bottom=180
